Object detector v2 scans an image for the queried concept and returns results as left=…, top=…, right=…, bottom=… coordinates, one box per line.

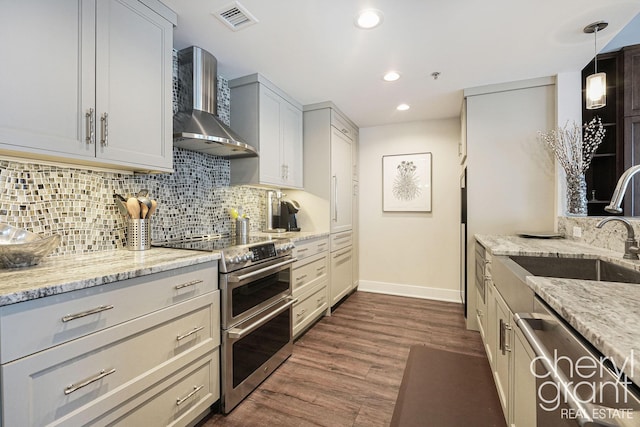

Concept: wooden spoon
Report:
left=126, top=197, right=141, bottom=219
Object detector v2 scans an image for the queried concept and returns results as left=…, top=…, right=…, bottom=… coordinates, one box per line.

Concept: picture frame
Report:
left=382, top=152, right=432, bottom=212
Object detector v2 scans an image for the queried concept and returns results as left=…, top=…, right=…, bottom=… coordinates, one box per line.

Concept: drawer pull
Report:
left=317, top=296, right=325, bottom=304
left=176, top=385, right=204, bottom=406
left=297, top=248, right=309, bottom=253
left=316, top=266, right=326, bottom=275
left=297, top=309, right=307, bottom=318
left=176, top=326, right=204, bottom=341
left=61, top=305, right=114, bottom=323
left=296, top=274, right=308, bottom=282
left=64, top=368, right=116, bottom=395
left=175, top=279, right=203, bottom=290
left=317, top=242, right=327, bottom=247
left=333, top=249, right=351, bottom=259
left=333, top=234, right=351, bottom=241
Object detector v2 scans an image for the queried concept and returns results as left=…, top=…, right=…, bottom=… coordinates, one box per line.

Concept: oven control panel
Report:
left=250, top=243, right=277, bottom=261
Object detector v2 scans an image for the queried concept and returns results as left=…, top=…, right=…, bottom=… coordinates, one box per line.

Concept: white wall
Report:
left=358, top=118, right=461, bottom=302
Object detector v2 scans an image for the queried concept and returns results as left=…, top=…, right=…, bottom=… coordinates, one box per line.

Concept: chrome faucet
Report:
left=605, top=164, right=640, bottom=213
left=596, top=217, right=640, bottom=260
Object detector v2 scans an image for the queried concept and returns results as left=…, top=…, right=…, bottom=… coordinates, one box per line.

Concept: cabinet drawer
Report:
left=331, top=110, right=354, bottom=140
left=92, top=351, right=219, bottom=427
left=1, top=292, right=219, bottom=427
left=0, top=262, right=217, bottom=363
left=292, top=253, right=328, bottom=298
left=293, top=282, right=327, bottom=338
left=293, top=237, right=329, bottom=262
left=330, top=231, right=352, bottom=252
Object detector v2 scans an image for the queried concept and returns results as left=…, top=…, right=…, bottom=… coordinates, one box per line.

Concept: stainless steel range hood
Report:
left=173, top=46, right=257, bottom=158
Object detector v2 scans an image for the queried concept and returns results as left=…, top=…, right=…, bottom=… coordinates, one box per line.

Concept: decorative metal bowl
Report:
left=0, top=223, right=61, bottom=268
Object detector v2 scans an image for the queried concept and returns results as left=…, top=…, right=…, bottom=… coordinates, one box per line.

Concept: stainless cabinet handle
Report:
left=64, top=368, right=116, bottom=395
left=296, top=309, right=307, bottom=318
left=316, top=266, right=326, bottom=274
left=341, top=128, right=349, bottom=134
left=85, top=108, right=95, bottom=144
left=297, top=248, right=309, bottom=253
left=175, top=279, right=203, bottom=290
left=100, top=112, right=108, bottom=146
left=333, top=175, right=338, bottom=222
left=61, top=305, right=114, bottom=322
left=333, top=233, right=352, bottom=241
left=499, top=318, right=505, bottom=353
left=333, top=249, right=351, bottom=259
left=176, top=326, right=204, bottom=341
left=476, top=309, right=484, bottom=317
left=296, top=274, right=308, bottom=281
left=317, top=242, right=327, bottom=247
left=176, top=385, right=204, bottom=406
left=316, top=296, right=325, bottom=305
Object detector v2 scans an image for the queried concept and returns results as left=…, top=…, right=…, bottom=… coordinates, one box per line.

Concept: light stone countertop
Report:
left=254, top=230, right=330, bottom=243
left=476, top=234, right=640, bottom=385
left=0, top=248, right=220, bottom=307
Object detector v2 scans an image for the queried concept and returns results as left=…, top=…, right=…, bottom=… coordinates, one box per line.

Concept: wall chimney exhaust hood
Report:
left=173, top=46, right=258, bottom=158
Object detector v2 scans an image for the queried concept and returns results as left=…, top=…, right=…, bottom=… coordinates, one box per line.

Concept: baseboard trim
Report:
left=358, top=280, right=462, bottom=304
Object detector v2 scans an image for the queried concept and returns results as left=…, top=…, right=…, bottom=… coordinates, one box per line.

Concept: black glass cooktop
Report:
left=152, top=234, right=276, bottom=252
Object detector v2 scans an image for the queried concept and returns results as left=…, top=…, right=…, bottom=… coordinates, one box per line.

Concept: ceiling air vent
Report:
left=213, top=1, right=259, bottom=31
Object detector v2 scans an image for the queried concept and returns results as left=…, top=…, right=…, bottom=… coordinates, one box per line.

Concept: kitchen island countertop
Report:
left=476, top=234, right=640, bottom=385
left=0, top=248, right=219, bottom=307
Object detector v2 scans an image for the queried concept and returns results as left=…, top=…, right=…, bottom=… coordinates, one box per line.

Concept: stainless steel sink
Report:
left=509, top=255, right=640, bottom=284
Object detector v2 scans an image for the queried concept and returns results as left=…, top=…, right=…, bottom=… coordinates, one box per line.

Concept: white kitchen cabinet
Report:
left=0, top=0, right=175, bottom=172
left=352, top=181, right=359, bottom=291
left=292, top=236, right=329, bottom=337
left=330, top=245, right=353, bottom=305
left=229, top=74, right=303, bottom=189
left=511, top=324, right=537, bottom=427
left=330, top=127, right=353, bottom=233
left=0, top=261, right=219, bottom=426
left=494, top=290, right=512, bottom=417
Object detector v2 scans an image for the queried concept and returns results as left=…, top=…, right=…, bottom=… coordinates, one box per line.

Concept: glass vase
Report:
left=566, top=173, right=588, bottom=216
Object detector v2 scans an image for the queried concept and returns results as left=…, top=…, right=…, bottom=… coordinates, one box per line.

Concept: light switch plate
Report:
left=572, top=226, right=582, bottom=238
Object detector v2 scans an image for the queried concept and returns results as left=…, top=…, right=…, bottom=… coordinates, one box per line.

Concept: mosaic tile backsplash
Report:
left=0, top=148, right=267, bottom=257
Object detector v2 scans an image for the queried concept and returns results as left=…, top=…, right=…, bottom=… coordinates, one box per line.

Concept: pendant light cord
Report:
left=594, top=25, right=598, bottom=74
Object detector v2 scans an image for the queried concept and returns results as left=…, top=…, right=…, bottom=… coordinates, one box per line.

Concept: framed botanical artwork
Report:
left=382, top=152, right=432, bottom=212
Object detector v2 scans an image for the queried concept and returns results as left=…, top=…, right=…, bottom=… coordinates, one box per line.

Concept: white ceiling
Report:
left=163, top=0, right=640, bottom=128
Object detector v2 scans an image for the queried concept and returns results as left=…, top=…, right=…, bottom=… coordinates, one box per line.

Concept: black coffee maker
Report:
left=279, top=200, right=301, bottom=231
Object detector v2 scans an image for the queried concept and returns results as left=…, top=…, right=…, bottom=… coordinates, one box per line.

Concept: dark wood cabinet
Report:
left=582, top=51, right=624, bottom=216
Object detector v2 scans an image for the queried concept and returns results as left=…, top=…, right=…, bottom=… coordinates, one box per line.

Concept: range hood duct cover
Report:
left=173, top=46, right=257, bottom=158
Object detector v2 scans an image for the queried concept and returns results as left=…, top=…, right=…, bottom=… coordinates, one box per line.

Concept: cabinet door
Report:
left=485, top=282, right=496, bottom=368
left=330, top=247, right=352, bottom=305
left=330, top=128, right=353, bottom=233
left=512, top=325, right=537, bottom=427
left=281, top=101, right=303, bottom=188
left=258, top=86, right=284, bottom=185
left=95, top=0, right=173, bottom=170
left=0, top=0, right=95, bottom=158
left=494, top=292, right=512, bottom=422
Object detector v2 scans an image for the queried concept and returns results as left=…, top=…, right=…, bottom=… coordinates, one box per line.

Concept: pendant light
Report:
left=584, top=21, right=608, bottom=110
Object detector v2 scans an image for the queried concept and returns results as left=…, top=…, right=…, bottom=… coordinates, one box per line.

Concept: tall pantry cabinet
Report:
left=302, top=103, right=358, bottom=307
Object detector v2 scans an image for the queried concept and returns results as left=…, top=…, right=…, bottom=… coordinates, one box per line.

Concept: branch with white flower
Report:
left=538, top=117, right=606, bottom=177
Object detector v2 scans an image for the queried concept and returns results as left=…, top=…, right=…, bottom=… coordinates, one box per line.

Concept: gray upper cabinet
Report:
left=229, top=74, right=303, bottom=189
left=0, top=0, right=176, bottom=172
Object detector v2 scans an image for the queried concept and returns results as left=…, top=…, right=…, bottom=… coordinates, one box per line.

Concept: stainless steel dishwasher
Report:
left=515, top=298, right=640, bottom=427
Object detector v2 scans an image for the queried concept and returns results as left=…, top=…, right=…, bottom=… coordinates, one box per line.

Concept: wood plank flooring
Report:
left=199, top=291, right=486, bottom=427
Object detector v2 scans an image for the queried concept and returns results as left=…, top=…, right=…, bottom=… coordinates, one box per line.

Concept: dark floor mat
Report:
left=390, top=345, right=507, bottom=427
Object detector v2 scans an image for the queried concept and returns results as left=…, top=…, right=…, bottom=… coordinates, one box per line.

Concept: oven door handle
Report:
left=514, top=313, right=623, bottom=427
left=228, top=297, right=298, bottom=339
left=228, top=258, right=298, bottom=283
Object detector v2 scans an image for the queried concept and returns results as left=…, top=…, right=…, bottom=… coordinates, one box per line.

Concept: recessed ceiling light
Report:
left=355, top=9, right=384, bottom=29
left=397, top=104, right=410, bottom=111
left=383, top=71, right=400, bottom=82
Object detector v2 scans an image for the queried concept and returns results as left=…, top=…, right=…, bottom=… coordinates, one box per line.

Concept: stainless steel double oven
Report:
left=218, top=239, right=296, bottom=413
left=153, top=235, right=296, bottom=414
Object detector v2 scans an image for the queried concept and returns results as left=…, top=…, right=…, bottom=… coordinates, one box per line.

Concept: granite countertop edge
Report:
left=475, top=234, right=640, bottom=385
left=0, top=248, right=220, bottom=307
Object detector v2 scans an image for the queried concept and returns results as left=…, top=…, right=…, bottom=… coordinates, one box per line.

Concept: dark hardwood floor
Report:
left=199, top=291, right=485, bottom=427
